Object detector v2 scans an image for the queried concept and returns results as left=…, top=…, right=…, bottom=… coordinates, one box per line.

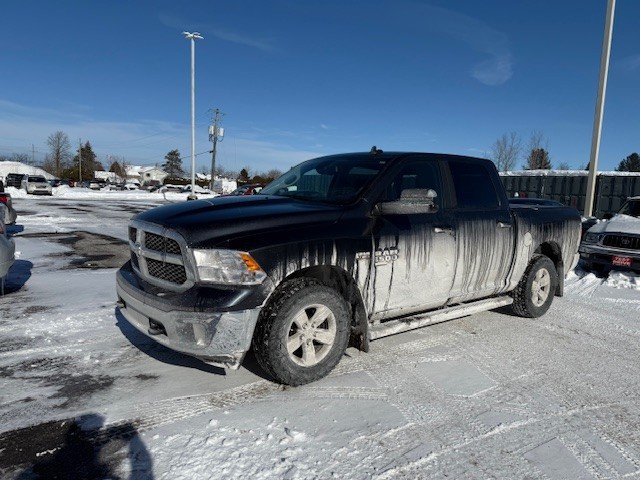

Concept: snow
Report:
left=1, top=197, right=640, bottom=479
left=0, top=161, right=56, bottom=181
left=499, top=169, right=640, bottom=177
left=586, top=213, right=640, bottom=235
left=4, top=185, right=218, bottom=202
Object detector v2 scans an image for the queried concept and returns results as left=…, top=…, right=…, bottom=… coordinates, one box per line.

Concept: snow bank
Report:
left=604, top=270, right=640, bottom=290
left=5, top=186, right=27, bottom=198
left=0, top=161, right=56, bottom=180
left=500, top=169, right=640, bottom=177
left=6, top=184, right=219, bottom=202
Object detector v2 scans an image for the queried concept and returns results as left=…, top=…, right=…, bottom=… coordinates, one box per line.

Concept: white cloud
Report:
left=401, top=4, right=513, bottom=86
left=618, top=54, right=640, bottom=71
left=158, top=13, right=277, bottom=53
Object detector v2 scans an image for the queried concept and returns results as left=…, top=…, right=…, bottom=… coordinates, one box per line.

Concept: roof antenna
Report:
left=370, top=146, right=383, bottom=155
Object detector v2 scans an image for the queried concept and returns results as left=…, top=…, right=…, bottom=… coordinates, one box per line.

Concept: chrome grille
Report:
left=603, top=234, right=640, bottom=251
left=144, top=232, right=181, bottom=255
left=146, top=258, right=187, bottom=284
left=128, top=222, right=192, bottom=289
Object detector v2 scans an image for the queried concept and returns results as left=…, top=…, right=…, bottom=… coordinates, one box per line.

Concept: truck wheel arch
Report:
left=534, top=241, right=564, bottom=296
left=275, top=265, right=370, bottom=353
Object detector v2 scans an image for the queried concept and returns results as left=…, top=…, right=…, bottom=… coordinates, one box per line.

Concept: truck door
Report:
left=370, top=157, right=456, bottom=319
left=446, top=160, right=515, bottom=302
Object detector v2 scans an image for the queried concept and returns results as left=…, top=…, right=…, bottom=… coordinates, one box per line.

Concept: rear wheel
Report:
left=253, top=278, right=350, bottom=386
left=512, top=255, right=558, bottom=318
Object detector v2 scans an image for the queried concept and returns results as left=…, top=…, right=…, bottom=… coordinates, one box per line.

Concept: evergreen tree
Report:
left=109, top=160, right=126, bottom=179
left=63, top=141, right=103, bottom=180
left=162, top=149, right=184, bottom=177
left=616, top=152, right=640, bottom=172
left=238, top=168, right=250, bottom=183
left=524, top=148, right=552, bottom=170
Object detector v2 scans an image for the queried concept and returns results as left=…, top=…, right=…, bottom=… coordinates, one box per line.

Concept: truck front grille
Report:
left=146, top=258, right=187, bottom=284
left=144, top=232, right=182, bottom=255
left=129, top=223, right=191, bottom=288
left=602, top=234, right=640, bottom=251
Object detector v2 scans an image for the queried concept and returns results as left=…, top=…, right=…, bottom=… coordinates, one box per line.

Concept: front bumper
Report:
left=116, top=264, right=262, bottom=369
left=579, top=243, right=640, bottom=271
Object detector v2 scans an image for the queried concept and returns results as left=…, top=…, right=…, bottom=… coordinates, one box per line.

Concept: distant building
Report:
left=94, top=171, right=123, bottom=183
left=125, top=165, right=169, bottom=186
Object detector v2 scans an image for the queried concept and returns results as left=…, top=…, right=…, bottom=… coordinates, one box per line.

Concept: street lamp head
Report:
left=183, top=31, right=204, bottom=40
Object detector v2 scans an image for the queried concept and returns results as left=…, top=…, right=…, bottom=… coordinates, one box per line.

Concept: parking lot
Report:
left=1, top=195, right=640, bottom=479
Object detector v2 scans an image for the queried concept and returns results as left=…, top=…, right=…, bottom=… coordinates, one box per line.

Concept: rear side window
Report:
left=449, top=161, right=499, bottom=209
left=381, top=160, right=442, bottom=208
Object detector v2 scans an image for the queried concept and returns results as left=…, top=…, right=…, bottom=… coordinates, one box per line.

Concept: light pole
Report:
left=584, top=0, right=616, bottom=217
left=183, top=31, right=203, bottom=200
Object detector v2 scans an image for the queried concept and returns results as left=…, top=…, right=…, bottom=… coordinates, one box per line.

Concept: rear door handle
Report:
left=434, top=226, right=454, bottom=235
left=497, top=221, right=512, bottom=229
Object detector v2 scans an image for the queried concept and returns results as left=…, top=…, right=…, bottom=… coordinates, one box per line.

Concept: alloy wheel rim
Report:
left=531, top=267, right=551, bottom=307
left=286, top=303, right=337, bottom=367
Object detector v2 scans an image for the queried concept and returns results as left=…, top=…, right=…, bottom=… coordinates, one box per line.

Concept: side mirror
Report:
left=602, top=212, right=614, bottom=220
left=375, top=188, right=438, bottom=216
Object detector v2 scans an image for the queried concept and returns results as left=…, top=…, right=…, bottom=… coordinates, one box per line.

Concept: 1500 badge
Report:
left=356, top=247, right=399, bottom=266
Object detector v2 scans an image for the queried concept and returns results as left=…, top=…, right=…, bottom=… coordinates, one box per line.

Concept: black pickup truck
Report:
left=116, top=151, right=581, bottom=385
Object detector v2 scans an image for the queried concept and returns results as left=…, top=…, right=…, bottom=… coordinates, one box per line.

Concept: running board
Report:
left=369, top=295, right=513, bottom=340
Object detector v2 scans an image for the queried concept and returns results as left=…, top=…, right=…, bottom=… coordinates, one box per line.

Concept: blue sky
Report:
left=1, top=0, right=638, bottom=173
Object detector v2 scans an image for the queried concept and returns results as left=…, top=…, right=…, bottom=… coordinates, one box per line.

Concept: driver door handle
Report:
left=434, top=226, right=454, bottom=235
left=497, top=221, right=512, bottom=229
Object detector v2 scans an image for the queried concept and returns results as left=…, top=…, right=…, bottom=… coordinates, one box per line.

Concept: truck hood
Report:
left=588, top=214, right=640, bottom=235
left=134, top=195, right=344, bottom=247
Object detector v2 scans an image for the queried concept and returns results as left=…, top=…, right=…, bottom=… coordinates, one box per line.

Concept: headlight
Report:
left=192, top=249, right=267, bottom=285
left=583, top=232, right=600, bottom=244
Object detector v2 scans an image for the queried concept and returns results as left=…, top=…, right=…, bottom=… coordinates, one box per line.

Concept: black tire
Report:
left=512, top=255, right=558, bottom=318
left=252, top=278, right=350, bottom=386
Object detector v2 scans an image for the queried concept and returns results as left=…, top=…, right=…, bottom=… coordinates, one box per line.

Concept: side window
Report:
left=449, top=161, right=499, bottom=209
left=381, top=160, right=442, bottom=208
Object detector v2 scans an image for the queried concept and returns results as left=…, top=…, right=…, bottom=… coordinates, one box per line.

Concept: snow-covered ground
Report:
left=5, top=185, right=217, bottom=203
left=1, top=197, right=640, bottom=479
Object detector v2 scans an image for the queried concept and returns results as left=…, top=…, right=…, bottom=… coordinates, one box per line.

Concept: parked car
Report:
left=161, top=184, right=184, bottom=193
left=21, top=175, right=53, bottom=195
left=123, top=183, right=139, bottom=191
left=0, top=204, right=15, bottom=287
left=226, top=184, right=263, bottom=196
left=579, top=196, right=640, bottom=273
left=89, top=179, right=107, bottom=190
left=182, top=184, right=212, bottom=195
left=5, top=173, right=25, bottom=188
left=117, top=151, right=581, bottom=385
left=0, top=193, right=17, bottom=225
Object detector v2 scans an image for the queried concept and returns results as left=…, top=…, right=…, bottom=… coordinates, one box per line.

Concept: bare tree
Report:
left=557, top=161, right=570, bottom=170
left=490, top=132, right=521, bottom=171
left=46, top=131, right=71, bottom=177
left=10, top=153, right=30, bottom=163
left=266, top=169, right=283, bottom=180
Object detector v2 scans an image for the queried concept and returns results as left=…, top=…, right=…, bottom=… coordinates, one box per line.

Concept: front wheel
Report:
left=252, top=278, right=350, bottom=386
left=512, top=255, right=558, bottom=318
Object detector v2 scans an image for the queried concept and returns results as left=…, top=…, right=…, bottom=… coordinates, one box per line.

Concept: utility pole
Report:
left=584, top=0, right=616, bottom=217
left=209, top=108, right=224, bottom=191
left=183, top=31, right=204, bottom=200
left=78, top=138, right=83, bottom=184
left=31, top=144, right=35, bottom=166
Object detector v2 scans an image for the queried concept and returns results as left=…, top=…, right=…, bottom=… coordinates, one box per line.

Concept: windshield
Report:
left=618, top=199, right=640, bottom=217
left=260, top=155, right=388, bottom=203
left=29, top=176, right=47, bottom=183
